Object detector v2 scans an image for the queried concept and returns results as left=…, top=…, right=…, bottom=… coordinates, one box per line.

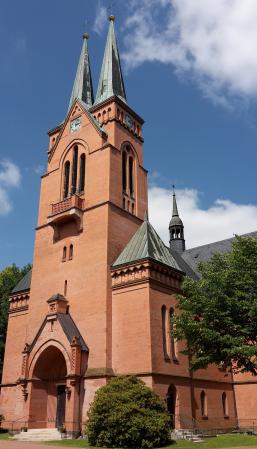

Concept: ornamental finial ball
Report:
left=83, top=32, right=89, bottom=40
left=109, top=15, right=115, bottom=21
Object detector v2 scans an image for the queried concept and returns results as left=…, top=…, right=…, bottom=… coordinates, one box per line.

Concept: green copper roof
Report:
left=94, top=16, right=127, bottom=107
left=112, top=213, right=180, bottom=270
left=68, top=33, right=94, bottom=112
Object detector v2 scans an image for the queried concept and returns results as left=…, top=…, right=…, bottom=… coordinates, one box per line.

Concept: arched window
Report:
left=169, top=308, right=177, bottom=360
left=222, top=392, right=228, bottom=417
left=129, top=156, right=134, bottom=195
left=200, top=391, right=207, bottom=417
left=63, top=161, right=70, bottom=199
left=79, top=154, right=86, bottom=193
left=71, top=146, right=78, bottom=195
left=162, top=305, right=168, bottom=359
left=122, top=145, right=135, bottom=214
left=122, top=151, right=127, bottom=192
left=64, top=280, right=67, bottom=296
left=62, top=246, right=67, bottom=262
left=69, top=244, right=73, bottom=260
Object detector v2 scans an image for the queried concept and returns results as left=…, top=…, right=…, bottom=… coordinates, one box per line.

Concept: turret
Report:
left=169, top=189, right=185, bottom=254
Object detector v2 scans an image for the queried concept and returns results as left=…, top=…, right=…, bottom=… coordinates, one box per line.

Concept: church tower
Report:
left=1, top=15, right=239, bottom=438
left=0, top=16, right=147, bottom=436
left=169, top=190, right=185, bottom=254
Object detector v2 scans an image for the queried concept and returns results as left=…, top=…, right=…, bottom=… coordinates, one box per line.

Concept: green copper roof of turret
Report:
left=94, top=16, right=127, bottom=107
left=112, top=213, right=180, bottom=270
left=68, top=33, right=94, bottom=112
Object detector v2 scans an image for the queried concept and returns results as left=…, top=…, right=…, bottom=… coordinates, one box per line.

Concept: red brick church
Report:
left=1, top=15, right=257, bottom=438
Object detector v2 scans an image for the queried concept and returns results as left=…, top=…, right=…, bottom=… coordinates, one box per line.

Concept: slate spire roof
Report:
left=94, top=16, right=127, bottom=107
left=112, top=212, right=181, bottom=270
left=169, top=191, right=183, bottom=228
left=68, top=33, right=94, bottom=112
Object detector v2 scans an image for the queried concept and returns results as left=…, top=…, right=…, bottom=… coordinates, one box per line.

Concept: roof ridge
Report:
left=185, top=230, right=257, bottom=253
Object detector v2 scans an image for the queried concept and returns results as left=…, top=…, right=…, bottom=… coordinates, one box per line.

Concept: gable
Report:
left=29, top=312, right=88, bottom=354
left=48, top=99, right=107, bottom=165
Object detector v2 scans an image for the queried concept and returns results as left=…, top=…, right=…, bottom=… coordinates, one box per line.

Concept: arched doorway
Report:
left=166, top=384, right=177, bottom=429
left=29, top=346, right=67, bottom=429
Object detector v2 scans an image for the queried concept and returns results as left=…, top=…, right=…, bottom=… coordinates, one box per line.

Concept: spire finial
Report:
left=83, top=32, right=89, bottom=40
left=144, top=210, right=149, bottom=222
left=109, top=15, right=115, bottom=21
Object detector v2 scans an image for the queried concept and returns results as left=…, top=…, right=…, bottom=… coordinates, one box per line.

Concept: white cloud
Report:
left=123, top=0, right=257, bottom=105
left=149, top=186, right=257, bottom=248
left=34, top=164, right=44, bottom=175
left=93, top=3, right=108, bottom=35
left=0, top=160, right=21, bottom=216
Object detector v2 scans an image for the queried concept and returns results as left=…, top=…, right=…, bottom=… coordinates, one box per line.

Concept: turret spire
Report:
left=169, top=188, right=185, bottom=254
left=68, top=33, right=94, bottom=112
left=94, top=16, right=127, bottom=106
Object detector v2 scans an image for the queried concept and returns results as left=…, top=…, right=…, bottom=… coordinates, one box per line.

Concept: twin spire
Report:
left=68, top=33, right=94, bottom=111
left=68, top=16, right=126, bottom=112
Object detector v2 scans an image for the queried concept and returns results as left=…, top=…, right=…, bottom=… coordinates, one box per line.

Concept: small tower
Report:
left=169, top=189, right=185, bottom=254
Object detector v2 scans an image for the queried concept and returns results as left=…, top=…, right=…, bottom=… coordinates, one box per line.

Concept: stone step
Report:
left=13, top=428, right=62, bottom=441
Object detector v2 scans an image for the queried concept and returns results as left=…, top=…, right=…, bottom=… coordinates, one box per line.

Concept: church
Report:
left=1, top=15, right=257, bottom=438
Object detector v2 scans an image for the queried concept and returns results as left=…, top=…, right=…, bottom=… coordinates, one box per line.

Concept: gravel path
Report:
left=0, top=441, right=83, bottom=449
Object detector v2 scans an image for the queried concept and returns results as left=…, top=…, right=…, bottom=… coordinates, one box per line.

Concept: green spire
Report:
left=68, top=33, right=94, bottom=112
left=94, top=16, right=127, bottom=106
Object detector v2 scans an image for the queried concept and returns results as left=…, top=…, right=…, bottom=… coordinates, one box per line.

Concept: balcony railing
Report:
left=50, top=195, right=84, bottom=217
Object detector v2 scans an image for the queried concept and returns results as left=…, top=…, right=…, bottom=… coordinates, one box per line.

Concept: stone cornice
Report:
left=9, top=291, right=30, bottom=314
left=111, top=258, right=183, bottom=292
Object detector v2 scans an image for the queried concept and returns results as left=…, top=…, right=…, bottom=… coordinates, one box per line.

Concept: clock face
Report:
left=125, top=114, right=133, bottom=129
left=70, top=117, right=81, bottom=133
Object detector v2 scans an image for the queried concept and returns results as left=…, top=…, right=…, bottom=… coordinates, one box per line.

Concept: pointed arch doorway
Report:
left=29, top=346, right=67, bottom=429
left=166, top=384, right=177, bottom=429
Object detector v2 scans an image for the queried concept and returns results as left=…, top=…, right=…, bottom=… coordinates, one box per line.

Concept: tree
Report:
left=173, top=235, right=257, bottom=375
left=86, top=375, right=171, bottom=448
left=0, top=264, right=31, bottom=379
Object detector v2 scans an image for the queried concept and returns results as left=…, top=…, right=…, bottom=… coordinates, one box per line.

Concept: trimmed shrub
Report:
left=86, top=375, right=171, bottom=448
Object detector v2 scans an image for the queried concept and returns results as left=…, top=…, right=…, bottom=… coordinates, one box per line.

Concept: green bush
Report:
left=86, top=375, right=171, bottom=448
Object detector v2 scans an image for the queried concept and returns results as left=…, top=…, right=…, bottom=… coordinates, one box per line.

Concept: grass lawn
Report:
left=46, top=434, right=257, bottom=449
left=0, top=433, right=10, bottom=440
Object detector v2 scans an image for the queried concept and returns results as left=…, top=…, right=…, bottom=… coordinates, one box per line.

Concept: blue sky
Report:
left=1, top=0, right=257, bottom=269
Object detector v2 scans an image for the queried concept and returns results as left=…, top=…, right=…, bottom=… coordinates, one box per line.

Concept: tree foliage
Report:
left=174, top=236, right=257, bottom=375
left=86, top=375, right=171, bottom=448
left=0, top=264, right=31, bottom=378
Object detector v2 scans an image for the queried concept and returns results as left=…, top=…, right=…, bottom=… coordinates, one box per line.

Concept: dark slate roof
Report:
left=94, top=16, right=127, bottom=107
left=181, top=231, right=257, bottom=277
left=169, top=249, right=199, bottom=280
left=113, top=215, right=181, bottom=270
left=57, top=313, right=89, bottom=351
left=169, top=193, right=183, bottom=228
left=12, top=269, right=32, bottom=294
